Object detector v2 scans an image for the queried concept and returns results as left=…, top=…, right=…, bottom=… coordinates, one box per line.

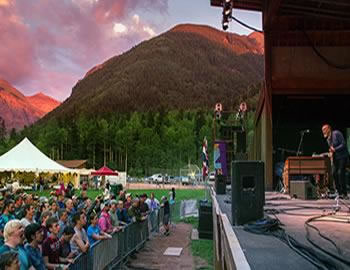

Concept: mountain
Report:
left=26, top=92, right=61, bottom=116
left=0, top=79, right=60, bottom=131
left=42, top=23, right=265, bottom=121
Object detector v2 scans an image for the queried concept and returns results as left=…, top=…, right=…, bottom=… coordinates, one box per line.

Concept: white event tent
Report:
left=0, top=137, right=72, bottom=173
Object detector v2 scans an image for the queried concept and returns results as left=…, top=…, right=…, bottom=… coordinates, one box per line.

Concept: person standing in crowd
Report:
left=13, top=196, right=23, bottom=220
left=322, top=124, right=349, bottom=199
left=146, top=193, right=160, bottom=232
left=20, top=205, right=35, bottom=228
left=98, top=202, right=117, bottom=234
left=161, top=196, right=170, bottom=236
left=0, top=220, right=32, bottom=270
left=109, top=200, right=120, bottom=227
left=43, top=217, right=72, bottom=270
left=87, top=213, right=112, bottom=245
left=70, top=212, right=89, bottom=254
left=139, top=194, right=150, bottom=216
left=59, top=226, right=76, bottom=259
left=0, top=201, right=16, bottom=229
left=39, top=211, right=52, bottom=241
left=128, top=198, right=146, bottom=223
left=50, top=200, right=59, bottom=220
left=0, top=250, right=20, bottom=270
left=124, top=193, right=132, bottom=209
left=116, top=200, right=130, bottom=225
left=58, top=209, right=68, bottom=238
left=118, top=190, right=126, bottom=202
left=146, top=192, right=160, bottom=211
left=24, top=223, right=46, bottom=270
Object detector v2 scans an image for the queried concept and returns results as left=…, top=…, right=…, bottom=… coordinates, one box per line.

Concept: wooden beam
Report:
left=264, top=0, right=283, bottom=30
left=272, top=78, right=350, bottom=91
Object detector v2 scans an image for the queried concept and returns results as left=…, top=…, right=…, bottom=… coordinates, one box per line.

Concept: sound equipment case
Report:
left=231, top=161, right=265, bottom=225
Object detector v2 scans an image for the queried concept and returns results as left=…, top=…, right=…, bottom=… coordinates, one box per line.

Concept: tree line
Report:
left=0, top=108, right=257, bottom=177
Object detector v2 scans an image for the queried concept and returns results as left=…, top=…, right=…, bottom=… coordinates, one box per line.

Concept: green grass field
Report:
left=27, top=188, right=206, bottom=201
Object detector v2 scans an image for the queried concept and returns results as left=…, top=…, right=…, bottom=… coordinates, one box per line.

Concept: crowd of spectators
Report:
left=0, top=182, right=173, bottom=270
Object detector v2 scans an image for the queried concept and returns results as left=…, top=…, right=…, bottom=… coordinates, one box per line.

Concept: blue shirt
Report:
left=0, top=244, right=31, bottom=270
left=87, top=225, right=101, bottom=245
left=25, top=243, right=46, bottom=270
left=328, top=130, right=349, bottom=160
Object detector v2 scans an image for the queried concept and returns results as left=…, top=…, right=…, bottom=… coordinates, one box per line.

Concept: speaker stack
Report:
left=231, top=161, right=265, bottom=226
left=215, top=174, right=226, bottom=194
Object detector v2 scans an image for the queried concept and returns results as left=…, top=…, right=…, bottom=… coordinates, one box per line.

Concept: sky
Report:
left=0, top=0, right=261, bottom=101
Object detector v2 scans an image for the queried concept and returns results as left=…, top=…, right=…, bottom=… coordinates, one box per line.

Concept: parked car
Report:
left=181, top=176, right=190, bottom=185
left=149, top=174, right=163, bottom=183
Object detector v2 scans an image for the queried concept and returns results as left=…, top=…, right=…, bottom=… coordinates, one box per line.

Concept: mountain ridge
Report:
left=42, top=23, right=264, bottom=122
left=0, top=79, right=61, bottom=131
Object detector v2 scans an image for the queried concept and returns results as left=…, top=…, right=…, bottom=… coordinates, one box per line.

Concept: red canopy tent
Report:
left=91, top=166, right=118, bottom=176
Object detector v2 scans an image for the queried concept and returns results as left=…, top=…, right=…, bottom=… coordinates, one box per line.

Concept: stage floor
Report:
left=216, top=192, right=350, bottom=270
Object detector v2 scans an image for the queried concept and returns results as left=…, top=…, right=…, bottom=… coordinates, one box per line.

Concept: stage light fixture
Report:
left=222, top=0, right=232, bottom=31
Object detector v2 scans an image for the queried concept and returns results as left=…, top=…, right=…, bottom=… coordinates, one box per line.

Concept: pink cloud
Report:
left=0, top=0, right=168, bottom=101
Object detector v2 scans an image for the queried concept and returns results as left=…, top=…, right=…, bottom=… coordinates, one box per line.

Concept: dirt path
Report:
left=123, top=223, right=208, bottom=270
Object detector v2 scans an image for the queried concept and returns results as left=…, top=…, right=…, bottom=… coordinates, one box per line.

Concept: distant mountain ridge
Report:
left=42, top=23, right=264, bottom=121
left=0, top=79, right=60, bottom=131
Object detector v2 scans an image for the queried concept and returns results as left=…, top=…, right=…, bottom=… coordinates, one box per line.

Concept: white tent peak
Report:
left=0, top=137, right=72, bottom=173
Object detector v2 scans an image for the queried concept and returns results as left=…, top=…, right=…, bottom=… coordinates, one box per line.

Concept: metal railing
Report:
left=68, top=203, right=178, bottom=270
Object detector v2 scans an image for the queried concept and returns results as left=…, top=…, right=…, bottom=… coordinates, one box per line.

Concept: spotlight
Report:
left=222, top=0, right=232, bottom=31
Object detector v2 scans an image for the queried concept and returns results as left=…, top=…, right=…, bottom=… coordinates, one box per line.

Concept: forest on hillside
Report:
left=0, top=83, right=260, bottom=176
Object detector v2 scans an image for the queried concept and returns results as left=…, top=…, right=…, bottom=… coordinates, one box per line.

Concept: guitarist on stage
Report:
left=322, top=124, right=349, bottom=199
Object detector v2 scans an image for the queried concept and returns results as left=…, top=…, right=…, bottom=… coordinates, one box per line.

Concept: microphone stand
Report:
left=297, top=131, right=306, bottom=157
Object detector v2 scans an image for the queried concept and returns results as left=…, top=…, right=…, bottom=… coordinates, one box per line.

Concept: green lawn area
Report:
left=27, top=188, right=206, bottom=201
left=183, top=217, right=214, bottom=270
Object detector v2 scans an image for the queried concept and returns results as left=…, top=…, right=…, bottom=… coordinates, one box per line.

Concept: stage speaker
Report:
left=231, top=161, right=265, bottom=226
left=290, top=180, right=317, bottom=200
left=215, top=174, right=226, bottom=194
left=198, top=200, right=213, bottom=239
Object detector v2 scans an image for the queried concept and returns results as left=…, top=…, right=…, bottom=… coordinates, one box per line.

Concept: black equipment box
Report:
left=231, top=161, right=265, bottom=226
left=290, top=180, right=317, bottom=200
left=215, top=174, right=226, bottom=194
left=198, top=200, right=213, bottom=239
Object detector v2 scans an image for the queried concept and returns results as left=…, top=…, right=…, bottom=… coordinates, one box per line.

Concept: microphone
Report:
left=300, top=129, right=310, bottom=133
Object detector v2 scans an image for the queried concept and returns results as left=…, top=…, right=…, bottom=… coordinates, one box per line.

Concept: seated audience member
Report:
left=0, top=220, right=32, bottom=270
left=20, top=205, right=35, bottom=228
left=59, top=226, right=77, bottom=259
left=70, top=212, right=89, bottom=254
left=0, top=251, right=20, bottom=270
left=87, top=213, right=112, bottom=245
left=42, top=217, right=72, bottom=270
left=24, top=223, right=46, bottom=270
left=116, top=201, right=130, bottom=225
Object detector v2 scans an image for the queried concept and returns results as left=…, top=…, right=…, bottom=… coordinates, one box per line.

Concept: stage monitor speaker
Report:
left=215, top=175, right=226, bottom=194
left=290, top=180, right=317, bottom=200
left=231, top=161, right=265, bottom=226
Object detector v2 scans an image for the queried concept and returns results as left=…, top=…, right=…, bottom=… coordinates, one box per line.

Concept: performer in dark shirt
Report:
left=322, top=124, right=349, bottom=199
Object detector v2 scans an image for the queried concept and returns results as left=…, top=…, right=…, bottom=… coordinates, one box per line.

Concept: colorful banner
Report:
left=214, top=140, right=227, bottom=176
